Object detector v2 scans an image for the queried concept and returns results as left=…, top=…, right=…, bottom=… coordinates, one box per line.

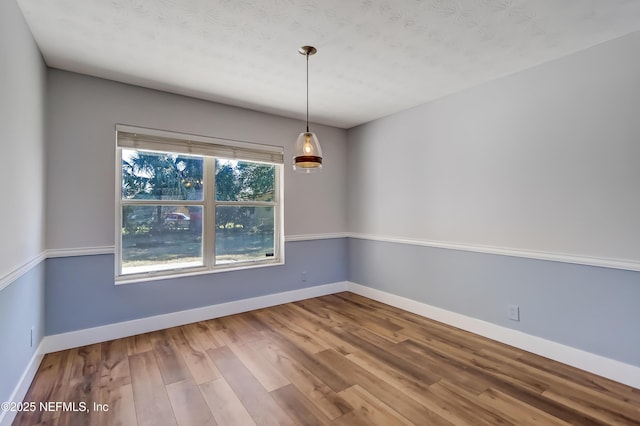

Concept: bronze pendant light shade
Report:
left=293, top=46, right=323, bottom=173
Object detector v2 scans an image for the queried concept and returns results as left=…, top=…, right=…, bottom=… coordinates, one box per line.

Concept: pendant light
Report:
left=293, top=45, right=323, bottom=173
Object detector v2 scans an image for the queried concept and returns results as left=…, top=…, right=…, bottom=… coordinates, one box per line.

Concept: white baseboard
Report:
left=0, top=341, right=46, bottom=426
left=347, top=282, right=640, bottom=389
left=41, top=281, right=348, bottom=354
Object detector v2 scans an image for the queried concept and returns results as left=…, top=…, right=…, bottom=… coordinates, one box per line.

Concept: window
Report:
left=116, top=125, right=284, bottom=282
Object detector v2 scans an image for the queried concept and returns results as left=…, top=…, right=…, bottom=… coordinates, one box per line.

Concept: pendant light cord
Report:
left=306, top=51, right=309, bottom=133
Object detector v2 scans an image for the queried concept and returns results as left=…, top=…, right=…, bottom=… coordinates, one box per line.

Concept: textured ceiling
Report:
left=16, top=0, right=640, bottom=129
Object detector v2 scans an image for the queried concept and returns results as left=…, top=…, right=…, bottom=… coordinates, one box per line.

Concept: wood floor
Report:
left=15, top=292, right=640, bottom=425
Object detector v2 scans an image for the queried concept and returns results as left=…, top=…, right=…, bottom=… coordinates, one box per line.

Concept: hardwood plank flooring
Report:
left=129, top=351, right=176, bottom=426
left=14, top=292, right=640, bottom=425
left=166, top=379, right=215, bottom=426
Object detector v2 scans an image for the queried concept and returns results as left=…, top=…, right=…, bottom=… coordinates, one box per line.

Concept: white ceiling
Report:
left=16, top=0, right=640, bottom=129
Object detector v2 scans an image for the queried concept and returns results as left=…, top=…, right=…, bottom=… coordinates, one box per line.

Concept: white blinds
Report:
left=116, top=124, right=284, bottom=164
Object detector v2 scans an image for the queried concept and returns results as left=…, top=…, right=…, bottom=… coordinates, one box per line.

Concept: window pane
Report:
left=215, top=159, right=275, bottom=201
left=215, top=206, right=275, bottom=264
left=121, top=205, right=203, bottom=275
left=122, top=149, right=204, bottom=201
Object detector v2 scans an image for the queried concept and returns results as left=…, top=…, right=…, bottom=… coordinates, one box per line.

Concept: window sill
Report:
left=115, top=259, right=284, bottom=285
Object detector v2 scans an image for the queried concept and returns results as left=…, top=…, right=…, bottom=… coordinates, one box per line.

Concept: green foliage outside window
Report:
left=120, top=149, right=277, bottom=274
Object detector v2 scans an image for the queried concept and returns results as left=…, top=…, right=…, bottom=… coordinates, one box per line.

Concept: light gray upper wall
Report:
left=0, top=0, right=46, bottom=278
left=347, top=31, right=640, bottom=264
left=46, top=70, right=348, bottom=250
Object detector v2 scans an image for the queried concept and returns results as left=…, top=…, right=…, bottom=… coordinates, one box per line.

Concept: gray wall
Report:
left=44, top=70, right=349, bottom=333
left=46, top=239, right=347, bottom=334
left=348, top=32, right=640, bottom=263
left=0, top=0, right=46, bottom=279
left=349, top=239, right=640, bottom=365
left=0, top=266, right=45, bottom=403
left=0, top=0, right=47, bottom=404
left=347, top=32, right=640, bottom=366
left=46, top=69, right=348, bottom=250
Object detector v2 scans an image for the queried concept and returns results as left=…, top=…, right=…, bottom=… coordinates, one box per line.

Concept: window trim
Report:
left=114, top=125, right=284, bottom=284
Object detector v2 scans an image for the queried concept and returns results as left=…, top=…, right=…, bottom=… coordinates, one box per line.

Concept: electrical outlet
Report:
left=508, top=304, right=520, bottom=321
left=301, top=271, right=308, bottom=282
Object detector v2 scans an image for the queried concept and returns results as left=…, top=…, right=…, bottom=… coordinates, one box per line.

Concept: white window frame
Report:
left=115, top=124, right=285, bottom=284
